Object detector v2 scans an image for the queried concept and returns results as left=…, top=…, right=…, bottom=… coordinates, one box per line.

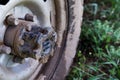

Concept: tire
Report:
left=0, top=0, right=83, bottom=80
left=33, top=0, right=83, bottom=80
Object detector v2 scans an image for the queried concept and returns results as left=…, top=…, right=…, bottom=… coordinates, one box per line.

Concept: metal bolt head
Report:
left=25, top=13, right=34, bottom=22
left=5, top=14, right=19, bottom=26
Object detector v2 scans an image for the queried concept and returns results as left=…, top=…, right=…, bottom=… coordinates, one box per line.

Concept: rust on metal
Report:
left=25, top=13, right=34, bottom=22
left=4, top=14, right=19, bottom=26
left=3, top=14, right=57, bottom=61
left=0, top=45, right=11, bottom=54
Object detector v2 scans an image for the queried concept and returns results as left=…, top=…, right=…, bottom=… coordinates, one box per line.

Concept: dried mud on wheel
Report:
left=0, top=0, right=83, bottom=80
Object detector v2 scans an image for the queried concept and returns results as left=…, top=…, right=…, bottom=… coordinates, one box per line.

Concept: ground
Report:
left=67, top=0, right=120, bottom=80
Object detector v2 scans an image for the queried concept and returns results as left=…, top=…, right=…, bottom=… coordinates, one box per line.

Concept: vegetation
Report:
left=67, top=0, right=120, bottom=80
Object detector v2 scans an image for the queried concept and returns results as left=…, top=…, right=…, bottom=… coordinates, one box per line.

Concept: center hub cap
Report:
left=4, top=14, right=57, bottom=61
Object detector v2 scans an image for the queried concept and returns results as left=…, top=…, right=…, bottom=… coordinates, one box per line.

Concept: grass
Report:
left=67, top=0, right=120, bottom=80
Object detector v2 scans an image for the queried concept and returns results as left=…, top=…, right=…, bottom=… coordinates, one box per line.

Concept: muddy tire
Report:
left=0, top=0, right=83, bottom=80
left=34, top=0, right=83, bottom=80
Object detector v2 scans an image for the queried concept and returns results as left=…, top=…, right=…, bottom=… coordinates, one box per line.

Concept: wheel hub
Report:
left=4, top=14, right=57, bottom=61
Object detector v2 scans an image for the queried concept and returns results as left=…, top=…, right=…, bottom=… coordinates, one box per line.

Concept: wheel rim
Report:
left=0, top=0, right=57, bottom=80
left=32, top=0, right=68, bottom=80
left=0, top=0, right=83, bottom=80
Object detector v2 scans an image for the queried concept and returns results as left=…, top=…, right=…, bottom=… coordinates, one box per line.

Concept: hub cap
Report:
left=4, top=14, right=57, bottom=61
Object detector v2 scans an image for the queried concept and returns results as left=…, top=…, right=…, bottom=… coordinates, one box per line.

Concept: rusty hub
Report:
left=3, top=14, right=57, bottom=60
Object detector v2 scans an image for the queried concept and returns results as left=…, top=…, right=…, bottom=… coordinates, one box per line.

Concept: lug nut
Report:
left=19, top=39, right=24, bottom=46
left=5, top=14, right=19, bottom=26
left=0, top=45, right=11, bottom=54
left=25, top=13, right=34, bottom=22
left=26, top=25, right=32, bottom=31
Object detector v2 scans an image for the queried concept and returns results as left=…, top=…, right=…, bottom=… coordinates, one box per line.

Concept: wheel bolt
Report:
left=5, top=14, right=19, bottom=26
left=26, top=25, right=32, bottom=31
left=0, top=45, right=11, bottom=54
left=25, top=13, right=34, bottom=22
left=19, top=39, right=24, bottom=46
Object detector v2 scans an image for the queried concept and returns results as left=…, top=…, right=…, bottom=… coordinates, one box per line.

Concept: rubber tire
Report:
left=31, top=0, right=83, bottom=80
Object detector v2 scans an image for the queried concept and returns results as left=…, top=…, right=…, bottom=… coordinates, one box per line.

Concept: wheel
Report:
left=0, top=0, right=83, bottom=80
